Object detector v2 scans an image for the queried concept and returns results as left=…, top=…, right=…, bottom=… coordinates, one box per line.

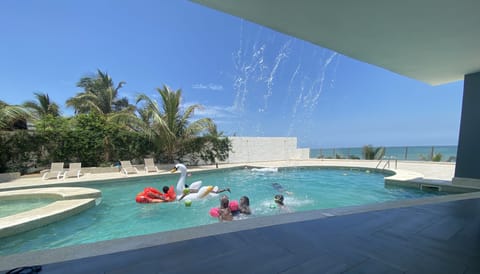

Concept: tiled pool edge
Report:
left=1, top=190, right=479, bottom=271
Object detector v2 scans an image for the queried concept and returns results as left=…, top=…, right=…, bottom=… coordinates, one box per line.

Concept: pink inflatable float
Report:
left=209, top=200, right=239, bottom=217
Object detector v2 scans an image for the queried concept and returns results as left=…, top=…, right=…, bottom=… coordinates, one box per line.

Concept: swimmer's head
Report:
left=274, top=194, right=284, bottom=206
left=220, top=195, right=229, bottom=208
left=162, top=186, right=170, bottom=193
left=183, top=188, right=190, bottom=195
left=240, top=196, right=250, bottom=206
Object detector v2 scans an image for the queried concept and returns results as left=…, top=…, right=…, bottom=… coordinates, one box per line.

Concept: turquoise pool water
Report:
left=0, top=198, right=56, bottom=218
left=0, top=166, right=447, bottom=256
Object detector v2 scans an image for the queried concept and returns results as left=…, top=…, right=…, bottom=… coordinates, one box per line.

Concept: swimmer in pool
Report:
left=273, top=194, right=292, bottom=212
left=218, top=195, right=233, bottom=221
left=272, top=183, right=293, bottom=195
left=238, top=196, right=251, bottom=215
left=274, top=194, right=285, bottom=206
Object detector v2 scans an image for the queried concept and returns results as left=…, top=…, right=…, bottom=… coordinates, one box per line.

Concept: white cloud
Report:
left=181, top=102, right=240, bottom=124
left=191, top=83, right=224, bottom=91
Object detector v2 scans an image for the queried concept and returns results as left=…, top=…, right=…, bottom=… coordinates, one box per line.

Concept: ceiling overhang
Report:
left=192, top=0, right=480, bottom=85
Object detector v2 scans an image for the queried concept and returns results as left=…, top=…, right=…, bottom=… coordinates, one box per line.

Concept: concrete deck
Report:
left=0, top=159, right=460, bottom=191
left=1, top=160, right=479, bottom=273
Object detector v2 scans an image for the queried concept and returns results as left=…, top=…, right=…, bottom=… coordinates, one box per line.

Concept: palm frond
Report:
left=68, top=70, right=129, bottom=115
left=0, top=103, right=32, bottom=129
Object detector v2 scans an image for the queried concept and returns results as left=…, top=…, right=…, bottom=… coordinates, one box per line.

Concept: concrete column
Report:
left=453, top=71, right=480, bottom=188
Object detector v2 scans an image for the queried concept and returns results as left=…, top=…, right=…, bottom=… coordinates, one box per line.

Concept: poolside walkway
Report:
left=0, top=159, right=457, bottom=191
left=2, top=160, right=480, bottom=273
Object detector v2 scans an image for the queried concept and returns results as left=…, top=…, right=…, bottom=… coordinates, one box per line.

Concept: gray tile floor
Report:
left=4, top=196, right=479, bottom=274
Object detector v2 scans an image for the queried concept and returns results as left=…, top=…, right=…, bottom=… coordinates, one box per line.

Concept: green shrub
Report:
left=362, top=145, right=385, bottom=160
left=432, top=153, right=442, bottom=162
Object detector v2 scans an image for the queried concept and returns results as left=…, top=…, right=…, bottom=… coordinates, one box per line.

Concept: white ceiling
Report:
left=192, top=0, right=480, bottom=85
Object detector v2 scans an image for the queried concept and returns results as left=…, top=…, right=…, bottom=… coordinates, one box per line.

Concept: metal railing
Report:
left=312, top=146, right=457, bottom=162
left=376, top=156, right=397, bottom=170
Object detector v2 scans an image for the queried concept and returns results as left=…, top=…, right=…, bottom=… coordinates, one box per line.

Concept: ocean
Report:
left=310, top=145, right=457, bottom=162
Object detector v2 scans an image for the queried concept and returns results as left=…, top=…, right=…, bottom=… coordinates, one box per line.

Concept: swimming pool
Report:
left=0, top=197, right=56, bottom=218
left=0, top=166, right=447, bottom=256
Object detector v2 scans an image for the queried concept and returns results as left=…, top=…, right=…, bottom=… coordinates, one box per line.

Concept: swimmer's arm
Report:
left=151, top=193, right=166, bottom=200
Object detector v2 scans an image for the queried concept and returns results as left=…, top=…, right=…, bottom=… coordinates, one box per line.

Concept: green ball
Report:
left=183, top=188, right=190, bottom=195
left=184, top=200, right=192, bottom=207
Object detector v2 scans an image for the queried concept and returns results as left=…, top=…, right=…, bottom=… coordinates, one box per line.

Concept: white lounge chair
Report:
left=62, top=162, right=82, bottom=179
left=144, top=158, right=159, bottom=173
left=42, top=162, right=65, bottom=180
left=120, top=160, right=139, bottom=175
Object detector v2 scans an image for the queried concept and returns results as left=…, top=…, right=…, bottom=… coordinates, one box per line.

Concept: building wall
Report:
left=454, top=71, right=480, bottom=187
left=222, top=137, right=309, bottom=164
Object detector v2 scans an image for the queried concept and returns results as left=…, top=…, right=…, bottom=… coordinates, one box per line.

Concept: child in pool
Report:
left=273, top=194, right=292, bottom=212
left=218, top=195, right=233, bottom=221
left=274, top=194, right=284, bottom=206
left=238, top=196, right=251, bottom=215
left=272, top=183, right=293, bottom=195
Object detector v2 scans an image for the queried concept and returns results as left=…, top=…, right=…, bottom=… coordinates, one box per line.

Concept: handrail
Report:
left=376, top=156, right=397, bottom=169
left=383, top=158, right=390, bottom=169
left=375, top=157, right=385, bottom=169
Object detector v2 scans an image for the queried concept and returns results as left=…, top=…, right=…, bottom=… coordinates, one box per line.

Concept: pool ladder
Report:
left=376, top=156, right=397, bottom=170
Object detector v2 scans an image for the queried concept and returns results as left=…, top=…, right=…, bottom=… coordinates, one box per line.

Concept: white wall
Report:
left=222, top=137, right=310, bottom=164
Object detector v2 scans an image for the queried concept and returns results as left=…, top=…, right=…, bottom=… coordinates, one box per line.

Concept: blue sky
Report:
left=0, top=0, right=463, bottom=148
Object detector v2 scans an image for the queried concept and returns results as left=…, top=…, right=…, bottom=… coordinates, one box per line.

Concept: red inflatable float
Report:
left=135, top=186, right=176, bottom=203
left=209, top=200, right=239, bottom=217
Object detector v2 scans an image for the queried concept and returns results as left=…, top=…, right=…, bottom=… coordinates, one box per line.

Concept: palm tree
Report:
left=136, top=85, right=215, bottom=162
left=0, top=100, right=31, bottom=130
left=23, top=92, right=60, bottom=119
left=66, top=69, right=135, bottom=116
left=66, top=70, right=138, bottom=162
